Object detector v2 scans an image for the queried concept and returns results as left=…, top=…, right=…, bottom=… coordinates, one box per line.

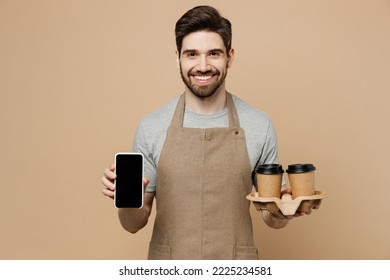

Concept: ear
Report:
left=175, top=50, right=180, bottom=70
left=227, top=48, right=235, bottom=68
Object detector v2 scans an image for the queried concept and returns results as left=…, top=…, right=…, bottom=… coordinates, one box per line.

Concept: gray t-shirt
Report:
left=132, top=94, right=280, bottom=192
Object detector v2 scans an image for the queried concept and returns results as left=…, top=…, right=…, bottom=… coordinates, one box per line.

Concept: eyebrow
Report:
left=181, top=48, right=225, bottom=56
left=209, top=48, right=225, bottom=54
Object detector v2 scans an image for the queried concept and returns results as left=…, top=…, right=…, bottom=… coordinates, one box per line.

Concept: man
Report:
left=101, top=5, right=310, bottom=260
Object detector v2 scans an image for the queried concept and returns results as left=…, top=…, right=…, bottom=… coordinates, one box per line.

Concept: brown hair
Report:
left=175, top=5, right=232, bottom=55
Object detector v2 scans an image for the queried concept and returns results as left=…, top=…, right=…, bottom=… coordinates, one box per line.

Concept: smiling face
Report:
left=176, top=31, right=234, bottom=99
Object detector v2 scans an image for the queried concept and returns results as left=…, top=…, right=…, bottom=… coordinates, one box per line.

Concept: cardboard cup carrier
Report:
left=248, top=163, right=326, bottom=215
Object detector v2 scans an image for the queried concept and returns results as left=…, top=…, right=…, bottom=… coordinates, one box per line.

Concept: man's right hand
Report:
left=101, top=163, right=116, bottom=199
left=101, top=162, right=154, bottom=233
left=101, top=163, right=151, bottom=200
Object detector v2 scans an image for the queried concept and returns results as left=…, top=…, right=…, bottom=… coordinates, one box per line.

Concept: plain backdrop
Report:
left=1, top=0, right=389, bottom=259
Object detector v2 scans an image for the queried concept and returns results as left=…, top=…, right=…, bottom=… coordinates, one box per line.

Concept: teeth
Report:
left=195, top=75, right=212, bottom=80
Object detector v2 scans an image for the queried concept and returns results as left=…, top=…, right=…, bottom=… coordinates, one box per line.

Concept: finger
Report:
left=281, top=189, right=292, bottom=196
left=298, top=208, right=312, bottom=216
left=102, top=188, right=114, bottom=199
left=110, top=162, right=115, bottom=171
left=103, top=167, right=117, bottom=181
left=101, top=176, right=115, bottom=190
left=142, top=177, right=151, bottom=193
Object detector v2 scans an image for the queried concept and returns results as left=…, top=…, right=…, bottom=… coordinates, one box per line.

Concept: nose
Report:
left=195, top=55, right=211, bottom=72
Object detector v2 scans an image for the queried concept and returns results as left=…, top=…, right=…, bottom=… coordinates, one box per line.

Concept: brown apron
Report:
left=148, top=93, right=258, bottom=260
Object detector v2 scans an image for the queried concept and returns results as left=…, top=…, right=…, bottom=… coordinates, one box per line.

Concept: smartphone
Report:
left=114, top=152, right=144, bottom=208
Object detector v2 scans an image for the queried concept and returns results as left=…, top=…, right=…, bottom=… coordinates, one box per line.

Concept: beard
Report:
left=179, top=65, right=228, bottom=99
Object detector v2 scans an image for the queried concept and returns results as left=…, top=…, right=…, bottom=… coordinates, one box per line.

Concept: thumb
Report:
left=281, top=188, right=292, bottom=196
left=143, top=177, right=150, bottom=189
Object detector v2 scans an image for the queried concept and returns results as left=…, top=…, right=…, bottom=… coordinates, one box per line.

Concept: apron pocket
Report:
left=233, top=245, right=259, bottom=260
left=148, top=242, right=171, bottom=260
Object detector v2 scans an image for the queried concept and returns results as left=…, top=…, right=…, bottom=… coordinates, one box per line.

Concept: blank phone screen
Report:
left=115, top=153, right=143, bottom=208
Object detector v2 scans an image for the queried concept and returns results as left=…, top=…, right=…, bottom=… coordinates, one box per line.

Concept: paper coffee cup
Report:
left=256, top=164, right=284, bottom=198
left=286, top=164, right=316, bottom=212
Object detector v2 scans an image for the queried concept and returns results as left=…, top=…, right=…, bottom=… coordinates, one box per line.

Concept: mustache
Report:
left=189, top=69, right=219, bottom=75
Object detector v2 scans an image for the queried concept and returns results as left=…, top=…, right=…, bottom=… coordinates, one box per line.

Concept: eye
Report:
left=186, top=51, right=197, bottom=57
left=210, top=51, right=219, bottom=56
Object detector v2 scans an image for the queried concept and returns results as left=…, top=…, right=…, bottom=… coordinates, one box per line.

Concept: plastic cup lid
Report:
left=286, top=163, right=316, bottom=173
left=255, top=164, right=284, bottom=174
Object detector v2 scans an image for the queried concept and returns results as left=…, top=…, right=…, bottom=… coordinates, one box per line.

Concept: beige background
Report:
left=1, top=0, right=389, bottom=260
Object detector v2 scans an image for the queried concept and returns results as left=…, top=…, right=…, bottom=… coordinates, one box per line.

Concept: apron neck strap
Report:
left=226, top=92, right=240, bottom=128
left=171, top=92, right=240, bottom=128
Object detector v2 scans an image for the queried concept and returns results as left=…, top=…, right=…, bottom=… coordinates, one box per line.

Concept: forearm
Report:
left=261, top=210, right=290, bottom=229
left=118, top=208, right=149, bottom=233
left=117, top=191, right=155, bottom=233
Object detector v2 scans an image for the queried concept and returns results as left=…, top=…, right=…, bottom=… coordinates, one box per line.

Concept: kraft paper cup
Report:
left=256, top=164, right=284, bottom=213
left=286, top=164, right=316, bottom=212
